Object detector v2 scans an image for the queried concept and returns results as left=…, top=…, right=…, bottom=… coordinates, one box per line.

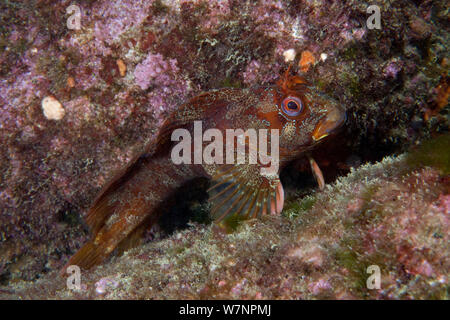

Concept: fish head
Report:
left=256, top=73, right=346, bottom=161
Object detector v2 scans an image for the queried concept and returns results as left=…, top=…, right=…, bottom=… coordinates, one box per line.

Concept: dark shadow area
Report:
left=155, top=177, right=211, bottom=236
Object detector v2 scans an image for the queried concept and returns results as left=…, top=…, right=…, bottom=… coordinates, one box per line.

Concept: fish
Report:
left=61, top=68, right=346, bottom=272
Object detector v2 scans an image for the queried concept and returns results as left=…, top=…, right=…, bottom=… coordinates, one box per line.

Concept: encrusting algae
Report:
left=0, top=0, right=448, bottom=295
left=61, top=67, right=346, bottom=272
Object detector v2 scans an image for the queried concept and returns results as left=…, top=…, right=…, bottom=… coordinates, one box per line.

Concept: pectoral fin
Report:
left=309, top=157, right=325, bottom=190
left=207, top=165, right=284, bottom=222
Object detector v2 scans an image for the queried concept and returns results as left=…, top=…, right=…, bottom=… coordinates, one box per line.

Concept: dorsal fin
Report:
left=154, top=90, right=239, bottom=154
left=153, top=95, right=209, bottom=153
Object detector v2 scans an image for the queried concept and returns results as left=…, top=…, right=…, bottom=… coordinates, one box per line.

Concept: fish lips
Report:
left=312, top=106, right=347, bottom=142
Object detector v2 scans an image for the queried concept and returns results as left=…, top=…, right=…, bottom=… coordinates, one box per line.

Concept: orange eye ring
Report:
left=281, top=96, right=303, bottom=116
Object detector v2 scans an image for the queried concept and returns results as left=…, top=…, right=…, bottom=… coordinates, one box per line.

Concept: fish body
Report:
left=62, top=71, right=346, bottom=271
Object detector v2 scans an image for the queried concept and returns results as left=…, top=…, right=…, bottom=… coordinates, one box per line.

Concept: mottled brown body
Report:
left=63, top=71, right=346, bottom=272
left=64, top=152, right=207, bottom=269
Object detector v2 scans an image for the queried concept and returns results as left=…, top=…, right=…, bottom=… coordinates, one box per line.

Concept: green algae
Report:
left=283, top=195, right=317, bottom=220
left=342, top=45, right=360, bottom=60
left=406, top=134, right=450, bottom=174
left=333, top=237, right=390, bottom=298
left=353, top=184, right=386, bottom=225
left=221, top=213, right=247, bottom=233
left=36, top=54, right=68, bottom=94
left=151, top=0, right=169, bottom=15
left=219, top=77, right=243, bottom=88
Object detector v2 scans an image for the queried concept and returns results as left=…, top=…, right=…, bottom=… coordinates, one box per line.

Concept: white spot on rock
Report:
left=41, top=96, right=65, bottom=120
left=283, top=48, right=296, bottom=62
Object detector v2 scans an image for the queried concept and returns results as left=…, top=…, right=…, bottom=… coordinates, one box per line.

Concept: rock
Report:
left=0, top=0, right=448, bottom=296
left=409, top=17, right=432, bottom=40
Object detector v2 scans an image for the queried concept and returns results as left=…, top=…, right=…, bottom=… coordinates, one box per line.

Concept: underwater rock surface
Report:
left=1, top=152, right=448, bottom=299
left=0, top=0, right=448, bottom=297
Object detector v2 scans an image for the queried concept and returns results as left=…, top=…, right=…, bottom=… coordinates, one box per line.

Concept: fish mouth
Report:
left=312, top=106, right=346, bottom=142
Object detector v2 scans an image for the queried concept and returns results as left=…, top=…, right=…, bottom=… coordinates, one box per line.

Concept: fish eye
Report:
left=281, top=96, right=303, bottom=116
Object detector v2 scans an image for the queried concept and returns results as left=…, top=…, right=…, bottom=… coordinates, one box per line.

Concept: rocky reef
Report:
left=0, top=0, right=448, bottom=298
left=1, top=142, right=448, bottom=299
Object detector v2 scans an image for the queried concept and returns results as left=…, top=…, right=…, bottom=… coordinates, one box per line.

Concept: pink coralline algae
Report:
left=0, top=0, right=448, bottom=300
left=383, top=58, right=404, bottom=79
left=242, top=60, right=261, bottom=84
left=308, top=278, right=332, bottom=295
left=95, top=277, right=119, bottom=295
left=134, top=52, right=193, bottom=121
left=134, top=53, right=181, bottom=91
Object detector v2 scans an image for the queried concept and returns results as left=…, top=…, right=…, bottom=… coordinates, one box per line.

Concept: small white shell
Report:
left=41, top=96, right=65, bottom=120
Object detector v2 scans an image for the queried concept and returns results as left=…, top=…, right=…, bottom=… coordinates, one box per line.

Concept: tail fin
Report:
left=60, top=241, right=107, bottom=276
left=60, top=217, right=151, bottom=276
left=61, top=194, right=150, bottom=275
left=60, top=152, right=198, bottom=275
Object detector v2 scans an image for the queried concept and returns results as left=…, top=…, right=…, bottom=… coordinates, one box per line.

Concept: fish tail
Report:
left=61, top=154, right=205, bottom=274
left=60, top=240, right=107, bottom=276
left=61, top=190, right=155, bottom=274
